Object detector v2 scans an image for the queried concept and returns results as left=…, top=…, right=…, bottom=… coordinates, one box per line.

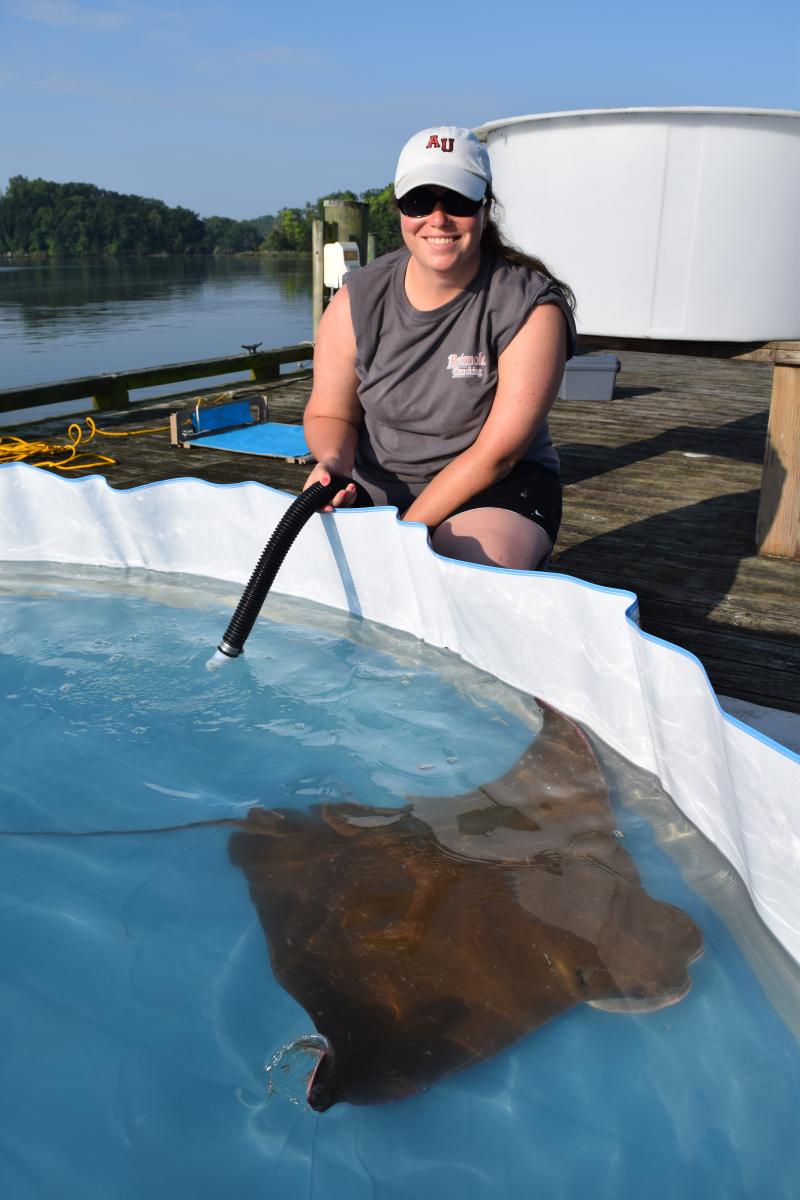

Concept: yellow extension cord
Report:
left=0, top=415, right=169, bottom=473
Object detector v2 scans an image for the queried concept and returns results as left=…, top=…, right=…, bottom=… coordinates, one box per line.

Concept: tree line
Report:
left=0, top=176, right=403, bottom=258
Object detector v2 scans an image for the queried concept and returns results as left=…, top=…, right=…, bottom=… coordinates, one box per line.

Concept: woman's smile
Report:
left=401, top=196, right=483, bottom=282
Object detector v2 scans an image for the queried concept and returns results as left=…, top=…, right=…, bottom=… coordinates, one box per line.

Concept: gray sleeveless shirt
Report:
left=344, top=248, right=576, bottom=508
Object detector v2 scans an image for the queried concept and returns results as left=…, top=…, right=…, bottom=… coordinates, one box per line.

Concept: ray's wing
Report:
left=407, top=700, right=617, bottom=865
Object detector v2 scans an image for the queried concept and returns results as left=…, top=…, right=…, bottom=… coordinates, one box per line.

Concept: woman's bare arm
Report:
left=402, top=303, right=567, bottom=528
left=303, top=288, right=362, bottom=508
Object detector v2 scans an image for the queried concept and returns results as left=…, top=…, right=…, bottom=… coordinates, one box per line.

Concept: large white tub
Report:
left=475, top=107, right=800, bottom=341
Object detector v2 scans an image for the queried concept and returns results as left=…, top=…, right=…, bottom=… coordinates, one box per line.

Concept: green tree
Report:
left=264, top=206, right=312, bottom=252
left=0, top=176, right=404, bottom=258
left=362, top=184, right=403, bottom=257
left=0, top=176, right=206, bottom=256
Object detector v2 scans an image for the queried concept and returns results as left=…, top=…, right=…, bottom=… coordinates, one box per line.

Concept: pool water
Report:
left=1, top=565, right=798, bottom=1200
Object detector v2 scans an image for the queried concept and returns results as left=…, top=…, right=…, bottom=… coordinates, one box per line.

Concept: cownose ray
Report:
left=228, top=701, right=704, bottom=1111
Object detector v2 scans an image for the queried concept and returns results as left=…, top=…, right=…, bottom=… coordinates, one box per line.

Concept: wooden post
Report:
left=250, top=353, right=280, bottom=383
left=93, top=379, right=129, bottom=410
left=323, top=200, right=368, bottom=267
left=312, top=218, right=325, bottom=339
left=313, top=204, right=368, bottom=339
left=756, top=362, right=800, bottom=559
left=367, top=233, right=376, bottom=264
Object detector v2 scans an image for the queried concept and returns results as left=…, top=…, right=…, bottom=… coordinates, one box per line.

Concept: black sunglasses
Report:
left=397, top=186, right=486, bottom=219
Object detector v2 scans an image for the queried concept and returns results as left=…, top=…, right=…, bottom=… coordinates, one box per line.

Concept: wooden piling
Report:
left=323, top=200, right=368, bottom=267
left=756, top=363, right=800, bottom=559
left=312, top=218, right=325, bottom=339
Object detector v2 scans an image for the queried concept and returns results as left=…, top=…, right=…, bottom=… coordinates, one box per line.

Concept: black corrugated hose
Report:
left=215, top=476, right=352, bottom=660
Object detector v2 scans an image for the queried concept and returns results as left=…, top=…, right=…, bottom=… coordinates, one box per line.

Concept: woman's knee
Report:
left=431, top=508, right=551, bottom=570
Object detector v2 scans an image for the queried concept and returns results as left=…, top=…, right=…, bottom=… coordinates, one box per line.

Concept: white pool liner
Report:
left=2, top=463, right=798, bottom=964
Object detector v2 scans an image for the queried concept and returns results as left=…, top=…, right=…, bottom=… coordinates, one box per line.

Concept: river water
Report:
left=0, top=257, right=313, bottom=416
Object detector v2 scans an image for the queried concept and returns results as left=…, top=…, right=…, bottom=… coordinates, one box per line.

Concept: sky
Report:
left=1, top=0, right=798, bottom=219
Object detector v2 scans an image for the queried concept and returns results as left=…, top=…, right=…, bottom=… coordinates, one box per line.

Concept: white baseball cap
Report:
left=394, top=126, right=491, bottom=201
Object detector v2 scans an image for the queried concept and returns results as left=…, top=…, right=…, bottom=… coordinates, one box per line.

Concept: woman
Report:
left=303, top=125, right=576, bottom=570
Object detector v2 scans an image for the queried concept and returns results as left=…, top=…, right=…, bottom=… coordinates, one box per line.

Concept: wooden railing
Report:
left=0, top=342, right=314, bottom=416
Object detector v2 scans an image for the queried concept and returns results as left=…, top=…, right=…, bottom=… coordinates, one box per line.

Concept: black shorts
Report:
left=451, top=461, right=562, bottom=545
left=353, top=461, right=562, bottom=546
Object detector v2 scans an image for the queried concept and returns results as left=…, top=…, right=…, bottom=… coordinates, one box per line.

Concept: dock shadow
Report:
left=607, top=385, right=662, bottom=399
left=551, top=488, right=800, bottom=712
left=558, top=412, right=768, bottom=486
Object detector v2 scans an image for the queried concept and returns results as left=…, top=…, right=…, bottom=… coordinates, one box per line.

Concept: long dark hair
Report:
left=481, top=187, right=576, bottom=312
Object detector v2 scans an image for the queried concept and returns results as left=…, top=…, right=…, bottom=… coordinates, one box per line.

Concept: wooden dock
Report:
left=6, top=350, right=799, bottom=714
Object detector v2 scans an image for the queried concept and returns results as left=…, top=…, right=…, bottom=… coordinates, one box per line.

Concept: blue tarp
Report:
left=193, top=422, right=310, bottom=459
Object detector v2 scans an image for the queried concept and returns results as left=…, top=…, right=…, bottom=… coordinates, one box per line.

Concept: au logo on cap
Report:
left=425, top=135, right=455, bottom=153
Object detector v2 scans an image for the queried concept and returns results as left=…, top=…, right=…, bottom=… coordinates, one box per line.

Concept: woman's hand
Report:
left=303, top=461, right=357, bottom=512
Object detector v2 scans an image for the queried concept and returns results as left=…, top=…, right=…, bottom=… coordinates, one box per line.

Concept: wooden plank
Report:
left=553, top=545, right=800, bottom=607
left=756, top=364, right=800, bottom=559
